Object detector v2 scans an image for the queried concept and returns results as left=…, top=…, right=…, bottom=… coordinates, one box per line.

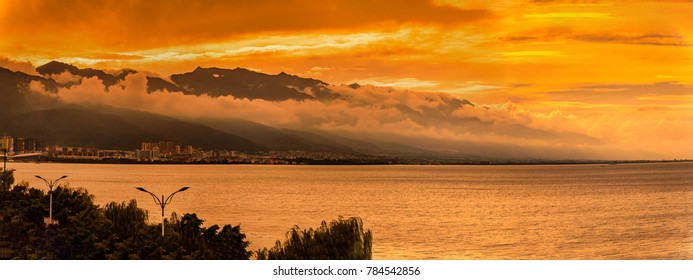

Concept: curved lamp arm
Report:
left=34, top=175, right=50, bottom=186
left=164, top=186, right=190, bottom=204
left=54, top=175, right=68, bottom=185
left=135, top=186, right=163, bottom=205
left=35, top=175, right=68, bottom=190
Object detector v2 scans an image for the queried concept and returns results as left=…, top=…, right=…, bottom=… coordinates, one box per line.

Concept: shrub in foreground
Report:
left=256, top=216, right=372, bottom=260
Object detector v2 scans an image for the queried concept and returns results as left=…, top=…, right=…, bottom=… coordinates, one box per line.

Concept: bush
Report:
left=256, top=216, right=372, bottom=260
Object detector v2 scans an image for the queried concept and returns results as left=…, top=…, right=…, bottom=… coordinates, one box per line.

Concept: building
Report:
left=24, top=138, right=38, bottom=152
left=141, top=142, right=155, bottom=151
left=158, top=141, right=175, bottom=155
left=13, top=138, right=25, bottom=154
left=1, top=135, right=13, bottom=154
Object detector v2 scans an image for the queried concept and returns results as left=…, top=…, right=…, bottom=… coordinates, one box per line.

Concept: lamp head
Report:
left=135, top=187, right=149, bottom=193
left=178, top=186, right=190, bottom=192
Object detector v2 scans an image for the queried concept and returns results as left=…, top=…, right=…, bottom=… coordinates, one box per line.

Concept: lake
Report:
left=9, top=162, right=692, bottom=259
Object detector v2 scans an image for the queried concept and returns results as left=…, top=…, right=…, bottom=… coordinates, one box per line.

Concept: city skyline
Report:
left=0, top=0, right=691, bottom=159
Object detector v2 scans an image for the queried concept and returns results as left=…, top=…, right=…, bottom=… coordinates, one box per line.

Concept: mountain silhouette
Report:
left=35, top=61, right=343, bottom=101
left=169, top=67, right=338, bottom=101
left=146, top=76, right=190, bottom=94
left=36, top=61, right=136, bottom=87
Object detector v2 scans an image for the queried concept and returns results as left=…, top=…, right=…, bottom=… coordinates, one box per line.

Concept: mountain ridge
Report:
left=0, top=62, right=612, bottom=160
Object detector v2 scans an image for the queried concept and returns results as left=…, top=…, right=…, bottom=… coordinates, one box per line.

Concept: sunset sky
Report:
left=1, top=0, right=692, bottom=158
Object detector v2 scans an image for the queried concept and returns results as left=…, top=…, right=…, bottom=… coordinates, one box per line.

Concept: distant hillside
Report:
left=1, top=107, right=158, bottom=149
left=0, top=105, right=261, bottom=151
left=199, top=118, right=356, bottom=152
left=0, top=67, right=60, bottom=117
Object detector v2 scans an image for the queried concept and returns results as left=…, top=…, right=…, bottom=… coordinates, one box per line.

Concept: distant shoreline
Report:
left=12, top=157, right=692, bottom=166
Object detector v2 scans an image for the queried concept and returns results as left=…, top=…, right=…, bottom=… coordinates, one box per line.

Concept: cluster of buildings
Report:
left=1, top=134, right=396, bottom=164
left=136, top=141, right=195, bottom=161
left=44, top=146, right=134, bottom=160
left=1, top=135, right=42, bottom=155
left=0, top=135, right=200, bottom=162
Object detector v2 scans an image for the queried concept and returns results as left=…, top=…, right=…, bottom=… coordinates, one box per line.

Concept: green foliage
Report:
left=167, top=213, right=252, bottom=259
left=256, top=216, right=372, bottom=260
left=104, top=200, right=148, bottom=239
left=1, top=170, right=372, bottom=260
left=42, top=186, right=113, bottom=259
left=204, top=224, right=252, bottom=259
left=0, top=168, right=14, bottom=191
left=0, top=171, right=252, bottom=260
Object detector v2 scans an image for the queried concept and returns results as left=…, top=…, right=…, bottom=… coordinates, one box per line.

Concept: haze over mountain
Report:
left=0, top=61, right=657, bottom=160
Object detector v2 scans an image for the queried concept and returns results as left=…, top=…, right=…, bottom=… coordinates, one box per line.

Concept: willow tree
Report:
left=257, top=216, right=372, bottom=260
left=104, top=200, right=148, bottom=239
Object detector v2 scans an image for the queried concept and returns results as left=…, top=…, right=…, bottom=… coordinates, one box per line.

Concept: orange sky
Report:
left=1, top=0, right=692, bottom=158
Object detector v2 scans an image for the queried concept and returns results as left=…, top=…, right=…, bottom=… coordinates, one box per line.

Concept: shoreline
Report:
left=11, top=157, right=692, bottom=166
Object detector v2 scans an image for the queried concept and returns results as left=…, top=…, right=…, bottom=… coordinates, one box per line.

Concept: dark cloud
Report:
left=573, top=33, right=691, bottom=46
left=502, top=31, right=690, bottom=46
left=502, top=36, right=539, bottom=42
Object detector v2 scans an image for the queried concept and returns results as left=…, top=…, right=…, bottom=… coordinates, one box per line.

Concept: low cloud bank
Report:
left=26, top=71, right=691, bottom=160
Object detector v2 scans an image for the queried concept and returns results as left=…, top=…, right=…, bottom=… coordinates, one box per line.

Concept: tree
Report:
left=257, top=216, right=372, bottom=260
left=0, top=168, right=14, bottom=191
left=104, top=200, right=148, bottom=239
left=41, top=186, right=113, bottom=259
left=172, top=213, right=252, bottom=259
left=203, top=224, right=252, bottom=259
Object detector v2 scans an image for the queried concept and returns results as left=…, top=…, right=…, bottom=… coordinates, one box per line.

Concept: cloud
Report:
left=25, top=71, right=693, bottom=159
left=524, top=12, right=613, bottom=19
left=0, top=56, right=39, bottom=75
left=45, top=71, right=83, bottom=85
left=0, top=0, right=493, bottom=52
left=539, top=82, right=693, bottom=104
left=573, top=33, right=691, bottom=46
left=26, top=73, right=601, bottom=151
left=501, top=30, right=691, bottom=46
left=501, top=50, right=564, bottom=57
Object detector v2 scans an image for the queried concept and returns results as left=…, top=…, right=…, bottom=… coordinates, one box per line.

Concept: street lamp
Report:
left=2, top=148, right=7, bottom=191
left=35, top=175, right=68, bottom=226
left=135, top=186, right=190, bottom=236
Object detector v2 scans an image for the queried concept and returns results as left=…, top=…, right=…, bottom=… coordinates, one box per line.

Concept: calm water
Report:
left=10, top=162, right=693, bottom=259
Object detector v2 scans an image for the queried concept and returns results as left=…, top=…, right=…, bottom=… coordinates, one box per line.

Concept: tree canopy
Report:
left=0, top=171, right=252, bottom=260
left=0, top=170, right=371, bottom=260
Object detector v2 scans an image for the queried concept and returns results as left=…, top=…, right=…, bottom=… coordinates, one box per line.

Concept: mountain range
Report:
left=0, top=62, right=409, bottom=154
left=0, top=61, right=606, bottom=160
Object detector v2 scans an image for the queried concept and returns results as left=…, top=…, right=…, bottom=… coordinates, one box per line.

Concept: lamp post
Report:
left=35, top=175, right=68, bottom=226
left=2, top=148, right=7, bottom=191
left=135, top=186, right=190, bottom=236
